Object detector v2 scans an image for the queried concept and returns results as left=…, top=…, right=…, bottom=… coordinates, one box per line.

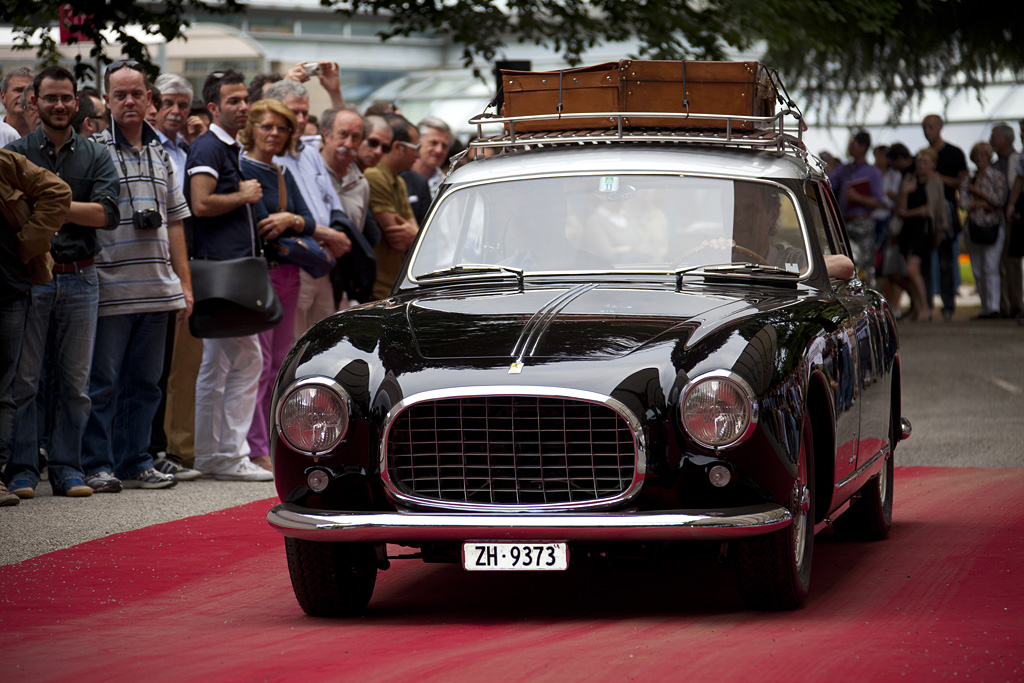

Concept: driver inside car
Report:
left=728, top=181, right=855, bottom=280
left=732, top=181, right=809, bottom=272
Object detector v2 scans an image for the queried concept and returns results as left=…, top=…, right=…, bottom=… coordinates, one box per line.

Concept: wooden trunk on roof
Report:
left=500, top=60, right=778, bottom=132
left=500, top=62, right=622, bottom=132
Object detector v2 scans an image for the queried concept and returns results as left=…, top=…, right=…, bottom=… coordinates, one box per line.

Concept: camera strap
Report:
left=115, top=143, right=163, bottom=214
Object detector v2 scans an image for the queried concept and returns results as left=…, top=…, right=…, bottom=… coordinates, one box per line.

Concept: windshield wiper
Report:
left=675, top=263, right=799, bottom=288
left=417, top=264, right=525, bottom=287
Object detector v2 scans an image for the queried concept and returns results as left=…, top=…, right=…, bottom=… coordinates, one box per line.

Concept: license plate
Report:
left=463, top=542, right=569, bottom=571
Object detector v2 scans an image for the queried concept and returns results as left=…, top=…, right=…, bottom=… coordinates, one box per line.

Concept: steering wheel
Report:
left=672, top=241, right=770, bottom=269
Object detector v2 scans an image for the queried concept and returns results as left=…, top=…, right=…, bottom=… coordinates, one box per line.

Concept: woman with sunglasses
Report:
left=236, top=98, right=316, bottom=471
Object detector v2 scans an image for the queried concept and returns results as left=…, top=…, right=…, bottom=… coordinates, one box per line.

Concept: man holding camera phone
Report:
left=79, top=60, right=193, bottom=492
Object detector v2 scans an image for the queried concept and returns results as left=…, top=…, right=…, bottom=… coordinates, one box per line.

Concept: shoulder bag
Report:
left=188, top=152, right=284, bottom=338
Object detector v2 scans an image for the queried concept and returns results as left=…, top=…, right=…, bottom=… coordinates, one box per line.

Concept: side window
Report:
left=808, top=181, right=852, bottom=258
left=804, top=181, right=834, bottom=256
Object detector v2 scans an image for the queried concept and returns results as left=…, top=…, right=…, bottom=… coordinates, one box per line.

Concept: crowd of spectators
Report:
left=824, top=116, right=1024, bottom=323
left=3, top=59, right=1022, bottom=508
left=0, top=61, right=457, bottom=505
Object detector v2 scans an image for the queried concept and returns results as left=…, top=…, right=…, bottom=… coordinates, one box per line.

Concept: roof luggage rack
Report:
left=465, top=109, right=809, bottom=160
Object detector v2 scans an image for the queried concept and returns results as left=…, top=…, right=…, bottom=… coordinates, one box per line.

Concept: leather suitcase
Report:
left=500, top=62, right=621, bottom=132
left=621, top=60, right=777, bottom=129
left=500, top=60, right=777, bottom=132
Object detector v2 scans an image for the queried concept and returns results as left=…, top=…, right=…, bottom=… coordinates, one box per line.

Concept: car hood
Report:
left=405, top=283, right=763, bottom=361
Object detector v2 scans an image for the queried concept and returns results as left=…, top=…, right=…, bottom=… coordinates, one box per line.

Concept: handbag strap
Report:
left=237, top=150, right=268, bottom=258
left=276, top=164, right=286, bottom=213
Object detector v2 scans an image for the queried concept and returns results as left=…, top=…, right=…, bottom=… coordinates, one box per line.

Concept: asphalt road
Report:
left=2, top=303, right=1022, bottom=566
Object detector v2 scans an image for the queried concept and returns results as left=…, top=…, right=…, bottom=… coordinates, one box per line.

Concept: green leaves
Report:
left=4, top=0, right=1020, bottom=121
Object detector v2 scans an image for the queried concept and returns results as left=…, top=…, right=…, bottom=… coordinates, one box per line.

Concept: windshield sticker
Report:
left=599, top=176, right=619, bottom=193
left=785, top=262, right=801, bottom=273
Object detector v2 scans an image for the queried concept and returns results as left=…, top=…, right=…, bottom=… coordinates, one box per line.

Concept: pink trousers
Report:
left=247, top=264, right=302, bottom=459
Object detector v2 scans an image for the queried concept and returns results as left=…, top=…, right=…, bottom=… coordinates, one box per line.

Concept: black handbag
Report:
left=188, top=256, right=283, bottom=338
left=967, top=217, right=999, bottom=245
left=267, top=165, right=336, bottom=278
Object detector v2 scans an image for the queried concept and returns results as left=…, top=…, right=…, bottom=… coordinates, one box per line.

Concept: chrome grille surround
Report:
left=380, top=386, right=646, bottom=512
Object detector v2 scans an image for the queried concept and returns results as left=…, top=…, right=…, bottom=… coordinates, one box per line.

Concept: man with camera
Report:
left=79, top=61, right=193, bottom=492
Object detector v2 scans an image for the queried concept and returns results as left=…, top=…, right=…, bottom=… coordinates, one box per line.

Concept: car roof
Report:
left=447, top=143, right=821, bottom=186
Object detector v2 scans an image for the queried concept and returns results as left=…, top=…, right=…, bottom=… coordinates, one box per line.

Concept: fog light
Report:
left=307, top=468, right=330, bottom=492
left=708, top=464, right=732, bottom=488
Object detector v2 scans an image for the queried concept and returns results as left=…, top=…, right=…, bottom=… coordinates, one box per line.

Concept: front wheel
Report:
left=733, top=419, right=814, bottom=610
left=285, top=538, right=378, bottom=617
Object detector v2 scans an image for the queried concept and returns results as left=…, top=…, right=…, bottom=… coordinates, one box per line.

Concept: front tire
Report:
left=733, top=419, right=814, bottom=610
left=285, top=538, right=378, bottom=617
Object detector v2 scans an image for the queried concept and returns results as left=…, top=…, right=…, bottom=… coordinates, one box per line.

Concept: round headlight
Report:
left=681, top=375, right=754, bottom=449
left=278, top=381, right=349, bottom=455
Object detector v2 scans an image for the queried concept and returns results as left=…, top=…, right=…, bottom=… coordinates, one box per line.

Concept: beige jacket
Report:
left=0, top=148, right=72, bottom=285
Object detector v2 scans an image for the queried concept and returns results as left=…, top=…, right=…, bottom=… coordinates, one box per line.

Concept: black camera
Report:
left=133, top=209, right=162, bottom=230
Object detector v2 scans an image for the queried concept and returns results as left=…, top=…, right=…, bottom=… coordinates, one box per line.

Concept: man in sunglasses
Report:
left=356, top=115, right=393, bottom=173
left=3, top=65, right=120, bottom=499
left=399, top=116, right=452, bottom=227
left=364, top=114, right=421, bottom=300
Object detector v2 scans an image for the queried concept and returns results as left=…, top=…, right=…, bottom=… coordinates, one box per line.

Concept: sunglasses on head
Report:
left=105, top=59, right=144, bottom=77
left=365, top=138, right=392, bottom=153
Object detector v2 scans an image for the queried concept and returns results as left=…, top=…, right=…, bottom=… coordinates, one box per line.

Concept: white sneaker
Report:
left=199, top=457, right=273, bottom=482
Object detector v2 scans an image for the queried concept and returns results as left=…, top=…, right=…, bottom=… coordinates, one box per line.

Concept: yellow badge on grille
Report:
left=508, top=362, right=523, bottom=374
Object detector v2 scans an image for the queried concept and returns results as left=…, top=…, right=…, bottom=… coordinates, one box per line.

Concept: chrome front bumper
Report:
left=267, top=503, right=792, bottom=543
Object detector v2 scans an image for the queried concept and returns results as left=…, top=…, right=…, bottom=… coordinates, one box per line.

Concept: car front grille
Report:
left=385, top=394, right=638, bottom=508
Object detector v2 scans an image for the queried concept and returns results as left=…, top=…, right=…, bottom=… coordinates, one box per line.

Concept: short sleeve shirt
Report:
left=91, top=123, right=191, bottom=316
left=184, top=124, right=256, bottom=260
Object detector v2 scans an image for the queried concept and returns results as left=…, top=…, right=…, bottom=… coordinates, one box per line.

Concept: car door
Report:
left=816, top=179, right=893, bottom=479
left=806, top=180, right=863, bottom=485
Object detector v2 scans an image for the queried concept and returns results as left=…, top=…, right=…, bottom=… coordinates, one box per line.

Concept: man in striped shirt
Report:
left=80, top=61, right=193, bottom=493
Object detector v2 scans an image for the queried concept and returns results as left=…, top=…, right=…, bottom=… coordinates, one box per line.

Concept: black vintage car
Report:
left=267, top=105, right=910, bottom=615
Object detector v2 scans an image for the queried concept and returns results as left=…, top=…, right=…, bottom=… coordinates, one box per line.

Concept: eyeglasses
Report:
left=257, top=123, right=291, bottom=135
left=38, top=95, right=76, bottom=106
left=364, top=137, right=392, bottom=153
left=105, top=59, right=143, bottom=77
left=396, top=141, right=421, bottom=153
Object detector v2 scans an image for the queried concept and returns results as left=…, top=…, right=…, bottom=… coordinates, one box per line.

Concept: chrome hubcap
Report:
left=879, top=456, right=890, bottom=503
left=792, top=481, right=808, bottom=569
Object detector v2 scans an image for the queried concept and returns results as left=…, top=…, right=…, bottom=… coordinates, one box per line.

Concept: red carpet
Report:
left=2, top=467, right=1023, bottom=682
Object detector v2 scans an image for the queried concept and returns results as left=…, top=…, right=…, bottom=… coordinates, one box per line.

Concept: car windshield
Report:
left=409, top=174, right=810, bottom=279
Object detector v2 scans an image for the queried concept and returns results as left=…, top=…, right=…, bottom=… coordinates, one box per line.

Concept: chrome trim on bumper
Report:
left=267, top=503, right=791, bottom=542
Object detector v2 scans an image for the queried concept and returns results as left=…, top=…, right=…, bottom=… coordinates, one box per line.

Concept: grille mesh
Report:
left=387, top=395, right=637, bottom=507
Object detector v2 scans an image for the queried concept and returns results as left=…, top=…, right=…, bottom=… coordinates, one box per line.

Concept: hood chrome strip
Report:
left=510, top=283, right=597, bottom=362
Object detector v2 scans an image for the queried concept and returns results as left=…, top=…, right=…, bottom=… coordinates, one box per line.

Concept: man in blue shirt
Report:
left=829, top=130, right=886, bottom=281
left=184, top=69, right=272, bottom=482
left=3, top=66, right=120, bottom=498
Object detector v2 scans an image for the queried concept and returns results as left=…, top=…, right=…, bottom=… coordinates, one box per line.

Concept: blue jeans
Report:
left=7, top=267, right=98, bottom=488
left=0, top=293, right=29, bottom=476
left=81, top=311, right=168, bottom=480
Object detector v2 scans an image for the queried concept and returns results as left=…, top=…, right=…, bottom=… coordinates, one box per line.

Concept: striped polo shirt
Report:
left=92, top=122, right=192, bottom=317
